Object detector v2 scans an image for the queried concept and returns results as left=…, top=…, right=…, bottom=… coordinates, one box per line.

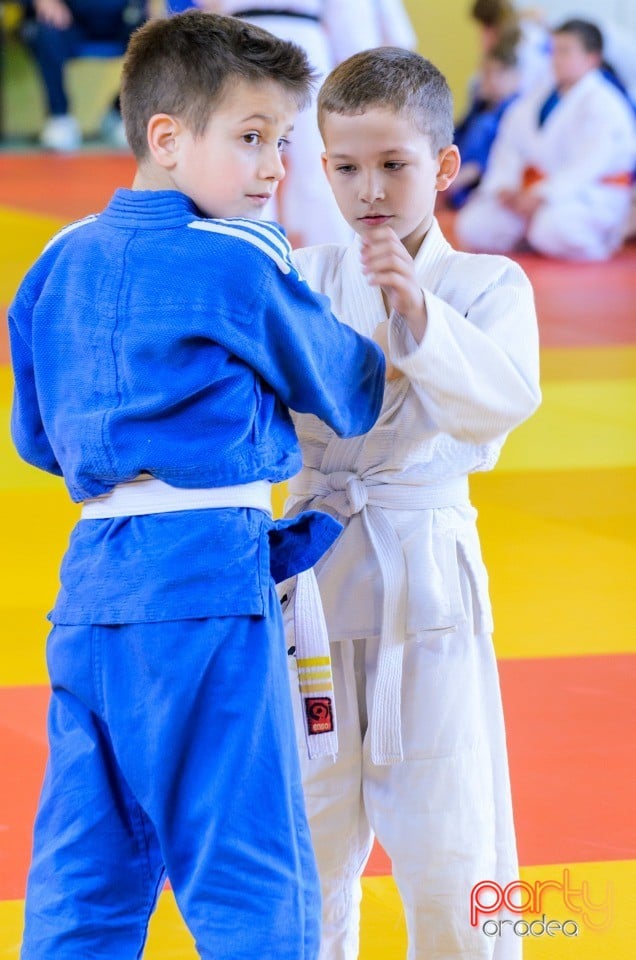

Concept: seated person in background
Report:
left=456, top=18, right=636, bottom=262
left=445, top=38, right=520, bottom=209
left=19, top=0, right=147, bottom=151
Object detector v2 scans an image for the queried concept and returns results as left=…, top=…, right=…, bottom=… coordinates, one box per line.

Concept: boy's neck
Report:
left=401, top=216, right=433, bottom=260
left=132, top=163, right=176, bottom=192
left=556, top=68, right=595, bottom=95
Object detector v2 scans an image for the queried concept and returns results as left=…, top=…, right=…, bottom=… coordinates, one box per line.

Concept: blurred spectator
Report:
left=545, top=7, right=636, bottom=107
left=445, top=37, right=520, bottom=209
left=166, top=1, right=416, bottom=246
left=469, top=0, right=551, bottom=95
left=19, top=0, right=147, bottom=151
left=455, top=19, right=636, bottom=261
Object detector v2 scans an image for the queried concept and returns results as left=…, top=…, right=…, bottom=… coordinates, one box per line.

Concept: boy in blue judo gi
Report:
left=7, top=12, right=385, bottom=960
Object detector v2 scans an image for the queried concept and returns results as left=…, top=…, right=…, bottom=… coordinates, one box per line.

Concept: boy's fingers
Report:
left=361, top=223, right=395, bottom=243
left=372, top=270, right=405, bottom=288
left=364, top=250, right=409, bottom=271
left=361, top=240, right=408, bottom=263
left=362, top=231, right=402, bottom=254
left=362, top=242, right=410, bottom=271
left=361, top=231, right=403, bottom=262
left=363, top=256, right=411, bottom=283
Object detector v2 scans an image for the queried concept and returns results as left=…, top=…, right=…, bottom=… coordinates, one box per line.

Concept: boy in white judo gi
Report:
left=281, top=47, right=541, bottom=959
left=456, top=18, right=636, bottom=261
left=7, top=12, right=386, bottom=960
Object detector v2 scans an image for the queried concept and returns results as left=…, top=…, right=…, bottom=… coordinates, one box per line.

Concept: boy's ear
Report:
left=321, top=151, right=328, bottom=177
left=435, top=145, right=461, bottom=192
left=146, top=114, right=183, bottom=169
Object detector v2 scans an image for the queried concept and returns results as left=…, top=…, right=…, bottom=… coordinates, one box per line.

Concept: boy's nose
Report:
left=359, top=173, right=385, bottom=203
left=261, top=146, right=286, bottom=182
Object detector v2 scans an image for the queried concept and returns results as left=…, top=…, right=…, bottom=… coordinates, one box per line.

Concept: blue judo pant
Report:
left=20, top=1, right=144, bottom=115
left=21, top=586, right=320, bottom=959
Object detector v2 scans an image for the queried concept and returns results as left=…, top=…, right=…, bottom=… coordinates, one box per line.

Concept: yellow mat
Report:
left=1, top=860, right=633, bottom=960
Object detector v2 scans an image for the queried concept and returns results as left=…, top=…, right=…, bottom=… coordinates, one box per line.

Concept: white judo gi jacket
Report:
left=285, top=219, right=541, bottom=765
left=478, top=69, right=636, bottom=203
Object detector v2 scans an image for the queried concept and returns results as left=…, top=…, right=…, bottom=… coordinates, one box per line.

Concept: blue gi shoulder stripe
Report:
left=42, top=214, right=98, bottom=254
left=187, top=218, right=297, bottom=277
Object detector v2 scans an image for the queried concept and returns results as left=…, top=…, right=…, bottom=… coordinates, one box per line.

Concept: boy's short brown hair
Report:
left=470, top=0, right=521, bottom=49
left=470, top=0, right=514, bottom=28
left=121, top=11, right=315, bottom=159
left=552, top=18, right=603, bottom=55
left=318, top=47, right=454, bottom=155
left=487, top=35, right=519, bottom=69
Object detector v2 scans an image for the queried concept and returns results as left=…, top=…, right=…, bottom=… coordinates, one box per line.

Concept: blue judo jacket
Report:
left=8, top=190, right=385, bottom=624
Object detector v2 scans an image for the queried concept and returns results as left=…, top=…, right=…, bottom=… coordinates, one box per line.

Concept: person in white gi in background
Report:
left=544, top=6, right=636, bottom=242
left=456, top=18, right=636, bottom=261
left=280, top=46, right=541, bottom=960
left=170, top=0, right=416, bottom=246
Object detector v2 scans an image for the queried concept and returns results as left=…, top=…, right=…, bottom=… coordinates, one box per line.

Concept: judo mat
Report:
left=0, top=153, right=635, bottom=958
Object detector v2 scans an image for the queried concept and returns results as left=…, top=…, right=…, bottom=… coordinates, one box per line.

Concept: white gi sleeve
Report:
left=388, top=258, right=541, bottom=443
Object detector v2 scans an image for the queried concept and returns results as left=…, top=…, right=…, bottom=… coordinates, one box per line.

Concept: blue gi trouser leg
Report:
left=21, top=3, right=132, bottom=115
left=23, top=21, right=83, bottom=115
left=21, top=585, right=320, bottom=960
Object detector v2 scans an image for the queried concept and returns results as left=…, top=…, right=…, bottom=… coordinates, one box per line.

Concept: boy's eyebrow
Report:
left=240, top=112, right=293, bottom=124
left=329, top=147, right=419, bottom=159
left=239, top=113, right=295, bottom=132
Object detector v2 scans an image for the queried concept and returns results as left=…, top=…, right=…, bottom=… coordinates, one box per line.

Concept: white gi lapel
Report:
left=412, top=217, right=453, bottom=294
left=342, top=237, right=387, bottom=339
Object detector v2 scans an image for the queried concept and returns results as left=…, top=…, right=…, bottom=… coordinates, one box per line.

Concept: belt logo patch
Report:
left=305, top=697, right=334, bottom=735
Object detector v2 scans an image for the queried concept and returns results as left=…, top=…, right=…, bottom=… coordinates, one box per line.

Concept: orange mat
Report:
left=2, top=652, right=634, bottom=899
left=0, top=154, right=136, bottom=220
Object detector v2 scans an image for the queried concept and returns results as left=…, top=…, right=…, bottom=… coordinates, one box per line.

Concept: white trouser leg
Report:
left=287, top=557, right=521, bottom=959
left=527, top=192, right=631, bottom=260
left=362, top=623, right=521, bottom=960
left=455, top=193, right=527, bottom=253
left=289, top=638, right=373, bottom=960
left=277, top=101, right=353, bottom=247
left=242, top=15, right=352, bottom=247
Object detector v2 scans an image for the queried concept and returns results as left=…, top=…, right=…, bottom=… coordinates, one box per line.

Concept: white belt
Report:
left=289, top=469, right=470, bottom=765
left=81, top=475, right=273, bottom=519
left=292, top=567, right=339, bottom=761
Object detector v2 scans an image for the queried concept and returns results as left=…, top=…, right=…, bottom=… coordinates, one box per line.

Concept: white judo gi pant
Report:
left=287, top=593, right=521, bottom=959
left=238, top=12, right=351, bottom=247
left=455, top=183, right=632, bottom=261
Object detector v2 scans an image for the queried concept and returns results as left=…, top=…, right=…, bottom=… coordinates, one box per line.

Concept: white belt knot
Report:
left=326, top=471, right=368, bottom=517
left=289, top=468, right=470, bottom=766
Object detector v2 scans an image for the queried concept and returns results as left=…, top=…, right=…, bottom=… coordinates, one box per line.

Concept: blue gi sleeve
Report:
left=455, top=109, right=499, bottom=170
left=267, top=512, right=343, bottom=583
left=8, top=283, right=63, bottom=477
left=233, top=260, right=386, bottom=439
left=266, top=266, right=386, bottom=437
